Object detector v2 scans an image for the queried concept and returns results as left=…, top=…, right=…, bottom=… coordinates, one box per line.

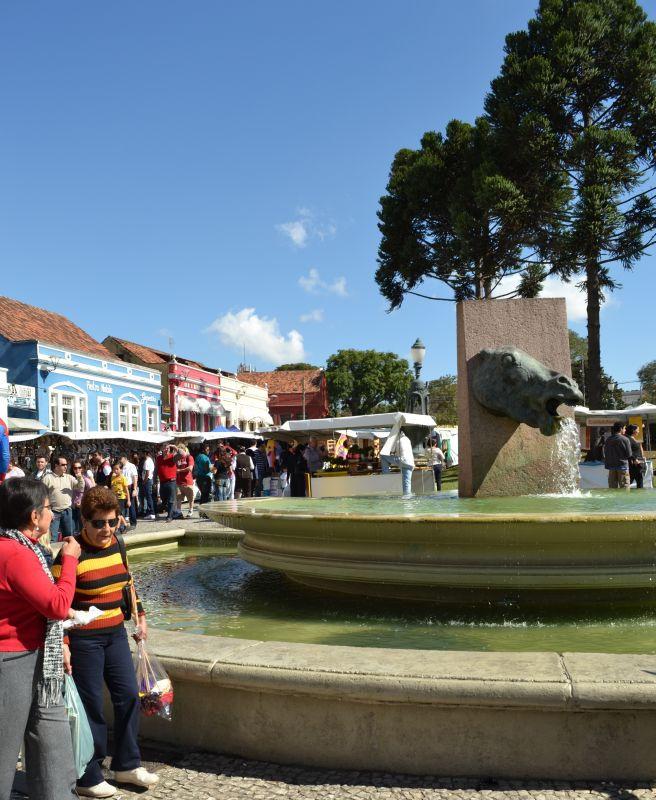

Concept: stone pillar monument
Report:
left=457, top=298, right=576, bottom=497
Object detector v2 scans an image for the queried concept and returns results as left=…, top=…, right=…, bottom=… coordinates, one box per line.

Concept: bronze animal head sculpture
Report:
left=471, top=347, right=583, bottom=436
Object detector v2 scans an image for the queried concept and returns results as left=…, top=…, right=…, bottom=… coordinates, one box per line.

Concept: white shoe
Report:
left=113, top=767, right=160, bottom=788
left=186, top=510, right=193, bottom=518
left=146, top=514, right=156, bottom=520
left=77, top=782, right=117, bottom=798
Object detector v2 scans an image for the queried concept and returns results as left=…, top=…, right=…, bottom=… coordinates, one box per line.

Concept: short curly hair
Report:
left=80, top=485, right=119, bottom=521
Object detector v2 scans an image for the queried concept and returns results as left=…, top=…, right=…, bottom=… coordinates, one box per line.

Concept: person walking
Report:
left=603, top=421, right=632, bottom=489
left=626, top=424, right=646, bottom=489
left=234, top=447, right=254, bottom=498
left=425, top=438, right=446, bottom=491
left=380, top=428, right=415, bottom=498
left=43, top=455, right=85, bottom=542
left=194, top=444, right=213, bottom=504
left=120, top=455, right=139, bottom=529
left=156, top=445, right=178, bottom=522
left=175, top=445, right=195, bottom=518
left=52, top=486, right=159, bottom=797
left=0, top=478, right=81, bottom=800
left=72, top=460, right=95, bottom=533
left=110, top=462, right=131, bottom=523
left=251, top=441, right=270, bottom=497
left=290, top=443, right=308, bottom=497
left=140, top=451, right=156, bottom=519
left=212, top=446, right=232, bottom=500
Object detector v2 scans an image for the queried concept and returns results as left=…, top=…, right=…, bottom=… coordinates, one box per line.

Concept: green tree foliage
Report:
left=325, top=349, right=413, bottom=416
left=486, top=0, right=656, bottom=408
left=637, top=360, right=656, bottom=402
left=274, top=363, right=320, bottom=371
left=428, top=375, right=458, bottom=425
left=569, top=329, right=624, bottom=408
left=376, top=118, right=560, bottom=306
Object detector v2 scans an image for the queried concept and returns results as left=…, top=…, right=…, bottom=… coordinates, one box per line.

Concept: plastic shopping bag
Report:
left=135, top=640, right=174, bottom=720
left=63, top=674, right=94, bottom=779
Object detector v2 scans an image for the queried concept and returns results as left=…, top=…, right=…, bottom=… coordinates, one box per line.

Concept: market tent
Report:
left=211, top=425, right=230, bottom=432
left=272, top=412, right=437, bottom=439
left=228, top=425, right=241, bottom=432
left=7, top=418, right=47, bottom=433
left=60, top=430, right=174, bottom=445
left=183, top=430, right=263, bottom=443
left=8, top=432, right=51, bottom=443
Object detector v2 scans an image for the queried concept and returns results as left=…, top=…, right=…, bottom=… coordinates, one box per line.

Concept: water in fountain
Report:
left=549, top=416, right=582, bottom=495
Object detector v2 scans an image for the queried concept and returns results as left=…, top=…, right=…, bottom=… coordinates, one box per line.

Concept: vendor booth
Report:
left=263, top=412, right=438, bottom=497
left=575, top=404, right=655, bottom=489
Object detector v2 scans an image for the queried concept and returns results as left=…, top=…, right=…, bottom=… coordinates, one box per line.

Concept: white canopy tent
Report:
left=57, top=430, right=174, bottom=445
left=182, top=430, right=263, bottom=443
left=261, top=412, right=437, bottom=442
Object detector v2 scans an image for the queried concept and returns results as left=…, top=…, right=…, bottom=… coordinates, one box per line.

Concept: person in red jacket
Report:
left=0, top=477, right=81, bottom=800
left=0, top=417, right=9, bottom=483
left=156, top=444, right=179, bottom=522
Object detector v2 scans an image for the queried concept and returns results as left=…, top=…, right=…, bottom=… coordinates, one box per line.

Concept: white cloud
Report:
left=494, top=273, right=614, bottom=323
left=298, top=268, right=348, bottom=297
left=206, top=308, right=306, bottom=365
left=300, top=309, right=324, bottom=323
left=276, top=208, right=336, bottom=248
left=538, top=276, right=589, bottom=322
left=277, top=221, right=308, bottom=248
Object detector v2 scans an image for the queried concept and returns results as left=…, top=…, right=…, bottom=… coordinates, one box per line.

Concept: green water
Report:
left=130, top=546, right=656, bottom=654
left=244, top=490, right=656, bottom=516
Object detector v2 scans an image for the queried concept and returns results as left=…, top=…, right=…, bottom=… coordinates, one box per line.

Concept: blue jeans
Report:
left=213, top=477, right=231, bottom=501
left=380, top=455, right=414, bottom=496
left=69, top=627, right=141, bottom=788
left=159, top=479, right=177, bottom=520
left=50, top=507, right=73, bottom=542
left=140, top=479, right=154, bottom=515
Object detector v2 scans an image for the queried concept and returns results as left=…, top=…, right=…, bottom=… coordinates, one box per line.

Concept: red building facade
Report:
left=237, top=369, right=329, bottom=424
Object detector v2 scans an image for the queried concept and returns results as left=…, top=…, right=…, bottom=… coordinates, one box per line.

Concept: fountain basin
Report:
left=206, top=495, right=656, bottom=607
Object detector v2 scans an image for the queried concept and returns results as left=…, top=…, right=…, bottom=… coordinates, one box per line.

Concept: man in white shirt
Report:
left=141, top=451, right=156, bottom=519
left=380, top=428, right=415, bottom=498
left=120, top=454, right=139, bottom=528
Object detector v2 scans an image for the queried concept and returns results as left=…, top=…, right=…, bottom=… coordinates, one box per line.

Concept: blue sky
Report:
left=2, top=1, right=656, bottom=392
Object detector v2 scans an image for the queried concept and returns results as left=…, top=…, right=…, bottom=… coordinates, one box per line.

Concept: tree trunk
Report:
left=586, top=258, right=603, bottom=409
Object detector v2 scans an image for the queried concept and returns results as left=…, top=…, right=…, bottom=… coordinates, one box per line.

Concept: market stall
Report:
left=264, top=412, right=438, bottom=497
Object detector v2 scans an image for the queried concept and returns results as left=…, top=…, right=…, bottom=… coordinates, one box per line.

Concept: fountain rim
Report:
left=207, top=498, right=656, bottom=525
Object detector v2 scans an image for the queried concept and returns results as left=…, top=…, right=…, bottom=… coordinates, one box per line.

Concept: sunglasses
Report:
left=88, top=518, right=119, bottom=530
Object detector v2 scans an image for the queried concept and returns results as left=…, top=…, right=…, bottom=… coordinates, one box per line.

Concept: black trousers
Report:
left=69, top=627, right=141, bottom=788
left=197, top=475, right=212, bottom=504
left=433, top=466, right=443, bottom=491
left=630, top=462, right=644, bottom=489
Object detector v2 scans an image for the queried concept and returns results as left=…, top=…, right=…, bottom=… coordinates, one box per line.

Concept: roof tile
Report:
left=237, top=369, right=323, bottom=394
left=0, top=296, right=111, bottom=358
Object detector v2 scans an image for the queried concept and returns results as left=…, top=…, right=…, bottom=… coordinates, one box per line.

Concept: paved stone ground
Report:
left=13, top=745, right=656, bottom=799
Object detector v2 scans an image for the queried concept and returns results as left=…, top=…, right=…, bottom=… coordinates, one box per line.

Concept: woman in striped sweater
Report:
left=52, top=486, right=159, bottom=798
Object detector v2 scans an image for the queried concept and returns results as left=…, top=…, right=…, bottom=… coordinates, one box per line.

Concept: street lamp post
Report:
left=406, top=338, right=429, bottom=416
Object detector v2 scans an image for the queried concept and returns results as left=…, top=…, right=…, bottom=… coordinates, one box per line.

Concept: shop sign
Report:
left=7, top=383, right=36, bottom=410
left=140, top=393, right=158, bottom=404
left=86, top=381, right=112, bottom=393
left=585, top=417, right=618, bottom=427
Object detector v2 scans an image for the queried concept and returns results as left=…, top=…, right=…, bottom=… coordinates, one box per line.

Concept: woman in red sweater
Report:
left=0, top=477, right=81, bottom=800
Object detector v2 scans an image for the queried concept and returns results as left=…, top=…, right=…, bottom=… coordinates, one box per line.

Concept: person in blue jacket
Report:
left=0, top=418, right=9, bottom=482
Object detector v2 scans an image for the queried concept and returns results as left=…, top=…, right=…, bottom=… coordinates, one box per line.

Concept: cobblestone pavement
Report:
left=14, top=746, right=656, bottom=800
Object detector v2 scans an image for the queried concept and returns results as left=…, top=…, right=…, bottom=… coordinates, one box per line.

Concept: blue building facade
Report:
left=0, top=337, right=162, bottom=433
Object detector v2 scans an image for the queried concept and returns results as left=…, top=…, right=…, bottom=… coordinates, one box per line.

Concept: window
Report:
left=118, top=395, right=141, bottom=432
left=119, top=403, right=129, bottom=432
left=99, top=400, right=112, bottom=432
left=147, top=406, right=158, bottom=432
left=49, top=386, right=87, bottom=433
